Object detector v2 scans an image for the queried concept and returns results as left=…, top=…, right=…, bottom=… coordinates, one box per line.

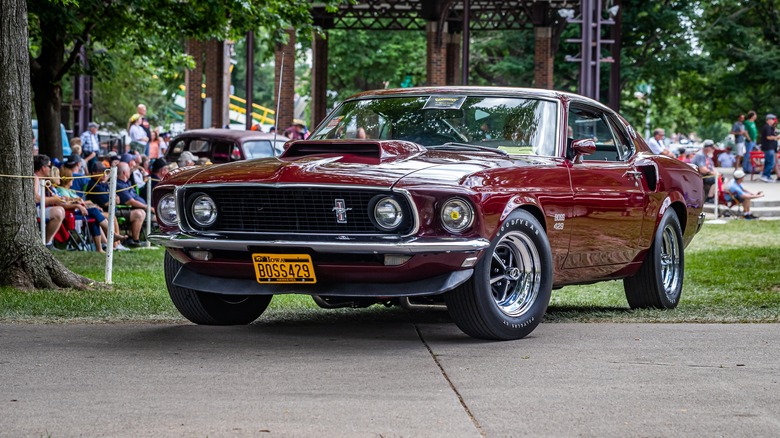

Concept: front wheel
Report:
left=164, top=252, right=272, bottom=325
left=445, top=210, right=553, bottom=340
left=623, top=208, right=684, bottom=309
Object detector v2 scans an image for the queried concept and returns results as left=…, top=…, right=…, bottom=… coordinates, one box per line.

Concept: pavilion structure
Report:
left=183, top=0, right=621, bottom=133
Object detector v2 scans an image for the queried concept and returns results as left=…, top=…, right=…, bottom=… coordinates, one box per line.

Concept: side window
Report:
left=189, top=140, right=210, bottom=154
left=212, top=142, right=233, bottom=163
left=605, top=115, right=635, bottom=160
left=568, top=105, right=621, bottom=162
left=169, top=139, right=185, bottom=156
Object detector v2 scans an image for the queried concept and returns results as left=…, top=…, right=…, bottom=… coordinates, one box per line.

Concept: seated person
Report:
left=84, top=162, right=130, bottom=250
left=726, top=169, right=764, bottom=220
left=33, top=155, right=66, bottom=249
left=116, top=162, right=151, bottom=247
left=692, top=140, right=720, bottom=202
left=57, top=165, right=110, bottom=253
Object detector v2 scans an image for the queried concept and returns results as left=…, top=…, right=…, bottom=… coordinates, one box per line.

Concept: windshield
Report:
left=310, top=95, right=559, bottom=156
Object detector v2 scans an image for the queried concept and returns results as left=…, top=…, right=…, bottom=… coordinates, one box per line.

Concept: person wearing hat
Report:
left=142, top=158, right=169, bottom=202
left=692, top=139, right=720, bottom=202
left=65, top=152, right=92, bottom=201
left=79, top=122, right=101, bottom=168
left=759, top=114, right=779, bottom=182
left=726, top=169, right=764, bottom=219
left=177, top=151, right=197, bottom=168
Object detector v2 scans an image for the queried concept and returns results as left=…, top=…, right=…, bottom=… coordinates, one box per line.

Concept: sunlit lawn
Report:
left=0, top=219, right=778, bottom=324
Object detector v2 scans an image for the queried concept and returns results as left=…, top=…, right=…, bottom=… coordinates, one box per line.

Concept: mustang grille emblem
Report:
left=332, top=199, right=352, bottom=224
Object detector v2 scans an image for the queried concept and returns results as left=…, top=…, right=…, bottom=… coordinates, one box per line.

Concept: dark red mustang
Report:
left=151, top=87, right=704, bottom=340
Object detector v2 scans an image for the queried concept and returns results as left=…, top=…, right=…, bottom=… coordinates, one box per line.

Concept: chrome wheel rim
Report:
left=660, top=223, right=681, bottom=300
left=489, top=231, right=541, bottom=317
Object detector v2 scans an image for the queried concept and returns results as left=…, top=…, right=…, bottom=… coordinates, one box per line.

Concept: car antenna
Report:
left=273, top=51, right=284, bottom=156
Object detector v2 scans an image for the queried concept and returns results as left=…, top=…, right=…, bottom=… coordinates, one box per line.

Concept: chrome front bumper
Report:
left=697, top=212, right=706, bottom=232
left=149, top=232, right=491, bottom=254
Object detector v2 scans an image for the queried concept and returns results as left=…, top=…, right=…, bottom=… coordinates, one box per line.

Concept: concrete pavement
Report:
left=1, top=321, right=778, bottom=437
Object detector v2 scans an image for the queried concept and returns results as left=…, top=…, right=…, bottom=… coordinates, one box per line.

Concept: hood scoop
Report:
left=281, top=139, right=426, bottom=164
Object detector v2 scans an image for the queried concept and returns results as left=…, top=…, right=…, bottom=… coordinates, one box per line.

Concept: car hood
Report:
left=167, top=139, right=538, bottom=189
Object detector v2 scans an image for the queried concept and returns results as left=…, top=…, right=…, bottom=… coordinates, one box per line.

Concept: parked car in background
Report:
left=165, top=129, right=289, bottom=165
left=32, top=119, right=71, bottom=157
left=151, top=87, right=705, bottom=341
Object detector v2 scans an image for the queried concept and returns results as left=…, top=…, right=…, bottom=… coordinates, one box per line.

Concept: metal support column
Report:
left=245, top=31, right=254, bottom=130
left=461, top=0, right=470, bottom=85
left=565, top=0, right=616, bottom=101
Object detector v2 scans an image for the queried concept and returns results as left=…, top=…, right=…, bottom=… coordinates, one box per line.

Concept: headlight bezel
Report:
left=156, top=192, right=178, bottom=226
left=440, top=197, right=475, bottom=234
left=371, top=195, right=406, bottom=232
left=189, top=193, right=218, bottom=228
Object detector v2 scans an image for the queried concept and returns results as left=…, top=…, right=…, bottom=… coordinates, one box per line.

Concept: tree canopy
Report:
left=27, top=0, right=344, bottom=158
left=27, top=1, right=780, bottom=147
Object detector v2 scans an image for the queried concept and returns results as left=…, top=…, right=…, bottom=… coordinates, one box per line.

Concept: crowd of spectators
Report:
left=647, top=112, right=778, bottom=219
left=33, top=103, right=178, bottom=251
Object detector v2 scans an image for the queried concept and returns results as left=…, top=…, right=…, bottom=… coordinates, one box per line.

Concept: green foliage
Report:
left=470, top=30, right=536, bottom=87
left=231, top=35, right=277, bottom=110
left=26, top=0, right=348, bottom=151
left=697, top=0, right=780, bottom=120
left=89, top=40, right=187, bottom=133
left=325, top=29, right=426, bottom=105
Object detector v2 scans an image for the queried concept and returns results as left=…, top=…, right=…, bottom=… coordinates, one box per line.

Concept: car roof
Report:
left=171, top=129, right=287, bottom=143
left=346, top=86, right=611, bottom=112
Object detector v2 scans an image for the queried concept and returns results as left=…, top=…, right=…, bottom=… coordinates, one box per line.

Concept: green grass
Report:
left=1, top=220, right=778, bottom=324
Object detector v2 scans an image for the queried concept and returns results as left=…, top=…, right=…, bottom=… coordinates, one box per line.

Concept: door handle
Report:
left=625, top=170, right=643, bottom=178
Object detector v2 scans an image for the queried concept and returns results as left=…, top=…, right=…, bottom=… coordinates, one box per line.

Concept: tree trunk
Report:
left=0, top=0, right=91, bottom=290
left=29, top=11, right=66, bottom=160
left=31, top=75, right=64, bottom=160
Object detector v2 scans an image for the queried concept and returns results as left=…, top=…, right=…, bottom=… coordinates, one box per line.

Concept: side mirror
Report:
left=570, top=138, right=596, bottom=163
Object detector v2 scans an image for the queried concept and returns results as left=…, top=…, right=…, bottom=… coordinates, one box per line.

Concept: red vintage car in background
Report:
left=165, top=129, right=289, bottom=164
left=150, top=87, right=705, bottom=340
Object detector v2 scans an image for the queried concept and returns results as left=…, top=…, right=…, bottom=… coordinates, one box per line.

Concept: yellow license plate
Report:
left=252, top=253, right=317, bottom=284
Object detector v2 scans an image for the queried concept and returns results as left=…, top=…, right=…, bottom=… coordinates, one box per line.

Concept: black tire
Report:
left=623, top=209, right=684, bottom=309
left=445, top=210, right=553, bottom=340
left=164, top=252, right=272, bottom=325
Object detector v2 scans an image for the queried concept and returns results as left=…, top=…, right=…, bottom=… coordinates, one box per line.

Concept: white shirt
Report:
left=647, top=136, right=666, bottom=154
left=129, top=124, right=148, bottom=143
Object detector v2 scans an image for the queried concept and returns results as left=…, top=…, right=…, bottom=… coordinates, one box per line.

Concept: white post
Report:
left=713, top=176, right=719, bottom=218
left=146, top=179, right=152, bottom=240
left=105, top=167, right=118, bottom=284
left=39, top=180, right=47, bottom=245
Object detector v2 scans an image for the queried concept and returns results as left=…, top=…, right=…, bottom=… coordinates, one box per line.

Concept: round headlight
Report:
left=440, top=198, right=474, bottom=233
left=373, top=197, right=404, bottom=230
left=156, top=193, right=178, bottom=226
left=191, top=194, right=217, bottom=227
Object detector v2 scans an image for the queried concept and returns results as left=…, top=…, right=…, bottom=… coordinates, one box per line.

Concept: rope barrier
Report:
left=26, top=165, right=157, bottom=284
left=0, top=170, right=110, bottom=180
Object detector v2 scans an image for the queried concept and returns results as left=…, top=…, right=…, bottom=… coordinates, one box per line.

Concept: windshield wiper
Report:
left=427, top=142, right=508, bottom=156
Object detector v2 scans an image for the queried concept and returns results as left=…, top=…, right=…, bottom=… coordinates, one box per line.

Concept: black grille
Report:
left=183, top=186, right=411, bottom=234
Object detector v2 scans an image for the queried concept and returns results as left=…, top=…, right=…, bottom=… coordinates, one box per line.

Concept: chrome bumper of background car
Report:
left=149, top=232, right=491, bottom=254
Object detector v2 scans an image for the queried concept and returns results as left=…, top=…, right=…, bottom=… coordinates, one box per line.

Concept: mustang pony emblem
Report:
left=332, top=199, right=352, bottom=223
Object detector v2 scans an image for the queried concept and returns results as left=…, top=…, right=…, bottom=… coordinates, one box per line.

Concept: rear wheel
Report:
left=164, top=252, right=272, bottom=325
left=623, top=209, right=684, bottom=309
left=445, top=210, right=552, bottom=340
